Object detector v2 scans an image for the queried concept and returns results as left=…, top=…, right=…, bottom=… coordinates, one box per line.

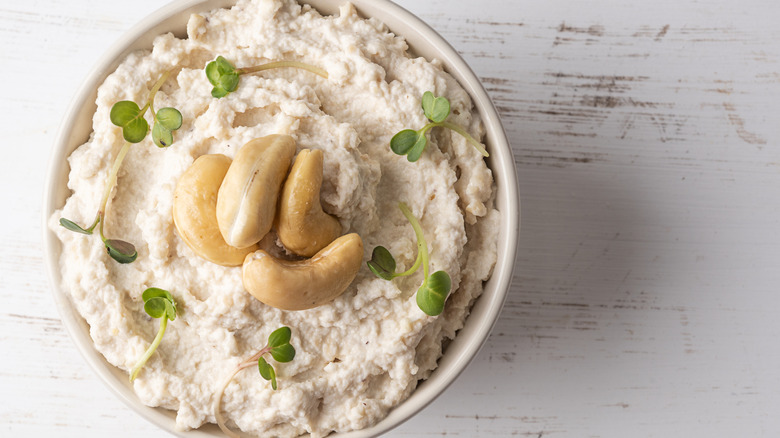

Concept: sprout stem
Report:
left=395, top=250, right=422, bottom=278
left=83, top=214, right=100, bottom=234
left=214, top=366, right=244, bottom=438
left=130, top=316, right=168, bottom=381
left=94, top=140, right=132, bottom=245
left=399, top=202, right=429, bottom=279
left=213, top=346, right=271, bottom=438
left=148, top=69, right=171, bottom=121
left=419, top=122, right=437, bottom=136
left=99, top=141, right=132, bottom=217
left=97, top=212, right=107, bottom=242
left=238, top=61, right=328, bottom=79
left=439, top=121, right=489, bottom=157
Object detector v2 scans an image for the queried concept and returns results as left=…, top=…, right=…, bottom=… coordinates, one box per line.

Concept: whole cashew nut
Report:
left=216, top=135, right=296, bottom=249
left=172, top=154, right=259, bottom=266
left=277, top=149, right=341, bottom=257
left=242, top=233, right=364, bottom=310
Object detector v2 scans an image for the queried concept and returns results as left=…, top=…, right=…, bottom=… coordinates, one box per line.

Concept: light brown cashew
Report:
left=216, top=135, right=296, bottom=249
left=277, top=149, right=341, bottom=257
left=242, top=233, right=364, bottom=310
left=173, top=154, right=258, bottom=266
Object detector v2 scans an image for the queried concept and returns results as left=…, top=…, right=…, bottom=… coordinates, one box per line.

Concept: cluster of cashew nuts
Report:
left=172, top=135, right=363, bottom=310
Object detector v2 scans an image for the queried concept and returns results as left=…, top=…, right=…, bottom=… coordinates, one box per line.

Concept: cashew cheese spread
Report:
left=50, top=0, right=499, bottom=436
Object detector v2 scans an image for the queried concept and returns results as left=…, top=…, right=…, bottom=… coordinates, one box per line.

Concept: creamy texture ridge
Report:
left=50, top=0, right=498, bottom=436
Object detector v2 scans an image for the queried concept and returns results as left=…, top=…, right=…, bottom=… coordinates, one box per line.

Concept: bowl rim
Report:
left=42, top=0, right=520, bottom=436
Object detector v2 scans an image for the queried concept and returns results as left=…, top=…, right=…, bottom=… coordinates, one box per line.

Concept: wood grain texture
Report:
left=2, top=0, right=780, bottom=436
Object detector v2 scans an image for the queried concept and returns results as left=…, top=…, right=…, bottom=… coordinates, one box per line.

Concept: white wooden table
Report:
left=3, top=0, right=780, bottom=436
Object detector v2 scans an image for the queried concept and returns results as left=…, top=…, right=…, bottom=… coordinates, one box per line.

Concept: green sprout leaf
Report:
left=105, top=239, right=138, bottom=264
left=421, top=91, right=434, bottom=117
left=270, top=343, right=296, bottom=363
left=143, top=297, right=167, bottom=318
left=390, top=129, right=420, bottom=155
left=257, top=357, right=278, bottom=390
left=406, top=133, right=427, bottom=162
left=152, top=108, right=182, bottom=148
left=416, top=270, right=451, bottom=316
left=59, top=218, right=94, bottom=235
left=142, top=287, right=173, bottom=302
left=205, top=57, right=222, bottom=84
left=268, top=326, right=295, bottom=363
left=122, top=117, right=149, bottom=143
left=421, top=91, right=450, bottom=123
left=210, top=87, right=229, bottom=99
left=109, top=100, right=142, bottom=126
left=130, top=287, right=177, bottom=381
left=214, top=56, right=237, bottom=77
left=367, top=246, right=397, bottom=280
left=142, top=287, right=176, bottom=320
left=219, top=72, right=239, bottom=92
left=151, top=123, right=173, bottom=148
left=390, top=129, right=427, bottom=162
left=155, top=107, right=182, bottom=130
left=268, top=326, right=291, bottom=348
left=110, top=100, right=149, bottom=143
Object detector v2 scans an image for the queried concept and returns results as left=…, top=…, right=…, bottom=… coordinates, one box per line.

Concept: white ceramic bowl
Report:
left=43, top=0, right=520, bottom=436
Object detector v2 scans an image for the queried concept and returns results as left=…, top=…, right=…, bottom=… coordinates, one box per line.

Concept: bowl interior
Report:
left=43, top=0, right=519, bottom=436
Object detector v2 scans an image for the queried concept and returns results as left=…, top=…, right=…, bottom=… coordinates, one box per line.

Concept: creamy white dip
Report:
left=50, top=0, right=498, bottom=436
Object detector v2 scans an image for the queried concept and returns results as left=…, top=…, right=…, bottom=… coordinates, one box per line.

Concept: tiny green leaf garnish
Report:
left=205, top=55, right=328, bottom=98
left=367, top=246, right=397, bottom=280
left=257, top=357, right=277, bottom=390
left=60, top=140, right=135, bottom=263
left=151, top=122, right=172, bottom=148
left=416, top=270, right=452, bottom=316
left=366, top=203, right=452, bottom=316
left=270, top=342, right=296, bottom=363
left=142, top=287, right=177, bottom=320
left=268, top=326, right=291, bottom=348
left=421, top=91, right=450, bottom=123
left=407, top=133, right=427, bottom=162
left=152, top=107, right=183, bottom=148
left=214, top=326, right=297, bottom=438
left=105, top=239, right=138, bottom=264
left=268, top=326, right=296, bottom=363
left=130, top=287, right=177, bottom=381
left=60, top=70, right=182, bottom=263
left=390, top=91, right=488, bottom=161
left=58, top=218, right=94, bottom=235
left=390, top=129, right=418, bottom=155
left=110, top=100, right=149, bottom=143
left=155, top=107, right=183, bottom=130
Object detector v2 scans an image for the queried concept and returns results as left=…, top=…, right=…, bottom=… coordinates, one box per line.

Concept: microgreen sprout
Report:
left=390, top=91, right=489, bottom=162
left=58, top=140, right=137, bottom=263
left=110, top=70, right=183, bottom=147
left=205, top=55, right=328, bottom=98
left=129, top=288, right=177, bottom=381
left=214, top=327, right=296, bottom=438
left=59, top=71, right=182, bottom=263
left=367, top=203, right=452, bottom=316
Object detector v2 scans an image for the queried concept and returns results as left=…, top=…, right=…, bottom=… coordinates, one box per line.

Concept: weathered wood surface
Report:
left=2, top=0, right=779, bottom=436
